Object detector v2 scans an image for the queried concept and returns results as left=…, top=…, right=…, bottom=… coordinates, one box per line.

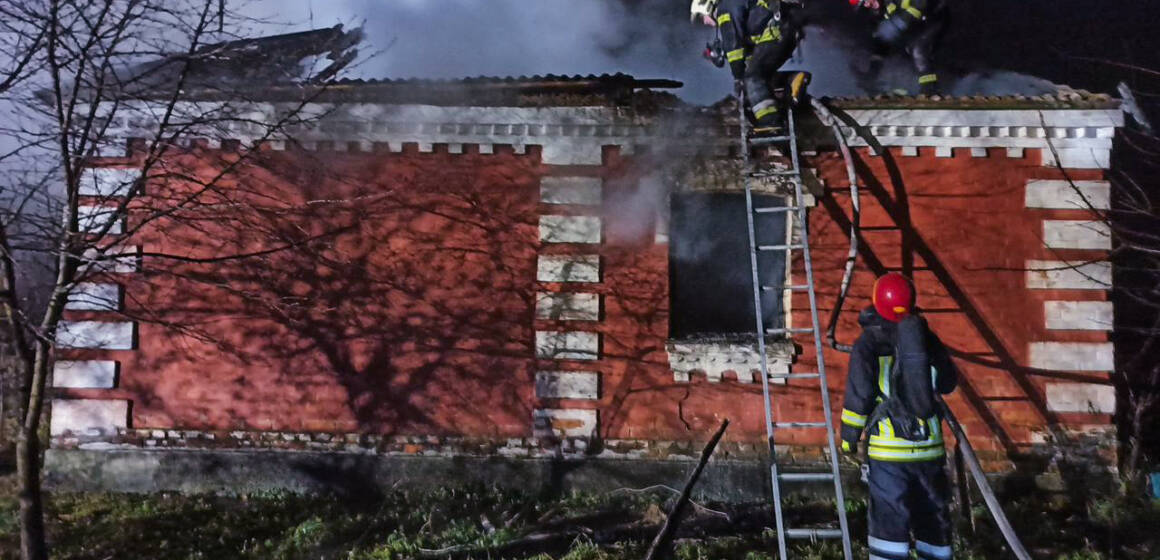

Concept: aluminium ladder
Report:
left=739, top=95, right=854, bottom=560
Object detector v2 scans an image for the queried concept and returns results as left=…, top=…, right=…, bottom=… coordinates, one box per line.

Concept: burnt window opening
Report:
left=669, top=192, right=787, bottom=339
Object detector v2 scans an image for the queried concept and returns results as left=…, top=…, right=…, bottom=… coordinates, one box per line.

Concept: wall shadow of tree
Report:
left=815, top=107, right=1116, bottom=472
left=111, top=146, right=543, bottom=437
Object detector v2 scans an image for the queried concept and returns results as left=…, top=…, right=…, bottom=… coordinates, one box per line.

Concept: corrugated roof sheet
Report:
left=181, top=72, right=684, bottom=107
left=329, top=73, right=681, bottom=88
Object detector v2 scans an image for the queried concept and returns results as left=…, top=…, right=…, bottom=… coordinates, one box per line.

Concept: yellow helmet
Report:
left=690, top=0, right=719, bottom=23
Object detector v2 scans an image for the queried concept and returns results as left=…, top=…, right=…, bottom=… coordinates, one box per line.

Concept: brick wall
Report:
left=49, top=102, right=1122, bottom=470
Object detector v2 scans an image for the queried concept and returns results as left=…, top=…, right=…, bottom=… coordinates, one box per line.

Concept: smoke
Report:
left=242, top=0, right=1065, bottom=105
left=240, top=0, right=727, bottom=103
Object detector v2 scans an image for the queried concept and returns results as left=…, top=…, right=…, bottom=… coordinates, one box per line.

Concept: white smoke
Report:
left=241, top=0, right=1064, bottom=104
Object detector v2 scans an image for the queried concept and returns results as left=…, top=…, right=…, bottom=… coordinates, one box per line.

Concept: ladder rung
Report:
left=784, top=528, right=845, bottom=540
left=766, top=327, right=813, bottom=336
left=748, top=135, right=791, bottom=145
left=769, top=373, right=821, bottom=380
left=764, top=284, right=810, bottom=292
left=779, top=472, right=836, bottom=482
left=773, top=422, right=828, bottom=429
left=757, top=244, right=804, bottom=252
left=750, top=169, right=799, bottom=178
left=753, top=206, right=797, bottom=214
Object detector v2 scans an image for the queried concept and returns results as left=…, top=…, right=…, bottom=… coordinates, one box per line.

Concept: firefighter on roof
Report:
left=841, top=273, right=959, bottom=560
left=851, top=0, right=947, bottom=95
left=691, top=0, right=804, bottom=132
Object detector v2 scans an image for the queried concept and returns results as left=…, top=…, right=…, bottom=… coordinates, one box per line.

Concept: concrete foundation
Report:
left=45, top=448, right=783, bottom=502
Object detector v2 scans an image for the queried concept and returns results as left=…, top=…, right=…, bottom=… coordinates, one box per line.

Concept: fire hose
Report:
left=809, top=99, right=1032, bottom=560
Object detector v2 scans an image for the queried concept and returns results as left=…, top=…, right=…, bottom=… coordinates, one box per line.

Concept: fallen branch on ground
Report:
left=611, top=485, right=731, bottom=521
left=644, top=419, right=731, bottom=560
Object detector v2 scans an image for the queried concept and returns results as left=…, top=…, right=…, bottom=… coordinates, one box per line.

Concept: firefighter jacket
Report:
left=879, top=0, right=946, bottom=22
left=840, top=307, right=958, bottom=462
left=715, top=0, right=795, bottom=79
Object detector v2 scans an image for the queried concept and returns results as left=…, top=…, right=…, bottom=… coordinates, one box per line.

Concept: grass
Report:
left=0, top=476, right=1153, bottom=558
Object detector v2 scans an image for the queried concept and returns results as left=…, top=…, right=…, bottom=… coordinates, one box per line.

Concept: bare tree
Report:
left=0, top=1, right=360, bottom=557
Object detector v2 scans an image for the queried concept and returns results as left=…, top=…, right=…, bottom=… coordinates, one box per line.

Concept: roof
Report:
left=113, top=25, right=681, bottom=107
left=293, top=73, right=685, bottom=106
left=177, top=72, right=685, bottom=107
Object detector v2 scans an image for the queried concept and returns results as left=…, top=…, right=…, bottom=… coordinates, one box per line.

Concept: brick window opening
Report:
left=668, top=192, right=786, bottom=339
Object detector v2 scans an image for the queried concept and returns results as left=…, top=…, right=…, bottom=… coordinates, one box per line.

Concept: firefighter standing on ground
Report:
left=840, top=273, right=958, bottom=560
left=691, top=0, right=804, bottom=131
left=851, top=0, right=948, bottom=95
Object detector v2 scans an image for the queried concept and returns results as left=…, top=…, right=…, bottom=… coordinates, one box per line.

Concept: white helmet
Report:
left=690, top=0, right=719, bottom=23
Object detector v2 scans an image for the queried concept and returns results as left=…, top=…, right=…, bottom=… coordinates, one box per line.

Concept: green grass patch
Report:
left=0, top=476, right=1152, bottom=558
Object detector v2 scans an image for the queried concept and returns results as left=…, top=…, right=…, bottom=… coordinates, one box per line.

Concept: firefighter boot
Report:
left=752, top=99, right=785, bottom=135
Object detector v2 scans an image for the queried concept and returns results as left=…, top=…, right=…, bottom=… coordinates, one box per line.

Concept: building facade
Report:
left=47, top=75, right=1124, bottom=491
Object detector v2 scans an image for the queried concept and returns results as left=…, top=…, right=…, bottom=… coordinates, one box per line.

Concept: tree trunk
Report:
left=16, top=428, right=45, bottom=560
left=17, top=343, right=51, bottom=560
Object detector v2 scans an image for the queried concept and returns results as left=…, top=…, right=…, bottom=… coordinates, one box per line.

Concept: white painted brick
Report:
left=1043, top=220, right=1111, bottom=250
left=541, top=143, right=603, bottom=165
left=540, top=215, right=601, bottom=244
left=1025, top=260, right=1111, bottom=290
left=900, top=146, right=918, bottom=157
left=935, top=146, right=953, bottom=158
left=1046, top=383, right=1115, bottom=414
left=970, top=148, right=988, bottom=158
left=1029, top=342, right=1114, bottom=371
left=77, top=205, right=123, bottom=234
left=540, top=177, right=602, bottom=205
left=79, top=168, right=139, bottom=198
left=82, top=246, right=140, bottom=273
left=65, top=283, right=122, bottom=311
left=536, top=292, right=601, bottom=321
left=1051, top=148, right=1111, bottom=170
left=478, top=144, right=494, bottom=154
left=535, top=331, right=600, bottom=361
left=1045, top=301, right=1113, bottom=331
left=1025, top=180, right=1110, bottom=210
left=56, top=321, right=136, bottom=350
left=535, top=371, right=599, bottom=399
left=538, top=255, right=601, bottom=283
left=1007, top=148, right=1025, bottom=158
left=50, top=399, right=129, bottom=436
left=532, top=409, right=597, bottom=438
left=52, top=360, right=117, bottom=389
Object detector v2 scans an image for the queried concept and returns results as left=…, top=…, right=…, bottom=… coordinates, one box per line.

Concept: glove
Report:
left=841, top=439, right=859, bottom=455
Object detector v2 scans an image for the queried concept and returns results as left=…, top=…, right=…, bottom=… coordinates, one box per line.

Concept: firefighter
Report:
left=691, top=0, right=804, bottom=132
left=851, top=0, right=948, bottom=95
left=840, top=273, right=958, bottom=560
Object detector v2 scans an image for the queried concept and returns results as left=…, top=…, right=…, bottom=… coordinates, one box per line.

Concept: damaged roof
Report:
left=287, top=73, right=685, bottom=107
left=124, top=26, right=1116, bottom=111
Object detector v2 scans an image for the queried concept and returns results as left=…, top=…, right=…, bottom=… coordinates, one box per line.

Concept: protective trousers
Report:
left=867, top=459, right=953, bottom=560
left=744, top=22, right=796, bottom=126
left=870, top=12, right=947, bottom=94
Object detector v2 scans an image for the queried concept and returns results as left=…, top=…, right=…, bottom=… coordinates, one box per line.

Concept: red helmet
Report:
left=873, top=273, right=915, bottom=322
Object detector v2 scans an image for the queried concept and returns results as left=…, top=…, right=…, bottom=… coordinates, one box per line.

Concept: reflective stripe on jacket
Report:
left=864, top=356, right=946, bottom=462
left=839, top=307, right=958, bottom=463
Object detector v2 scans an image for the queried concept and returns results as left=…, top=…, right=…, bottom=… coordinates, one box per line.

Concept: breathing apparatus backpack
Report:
left=864, top=317, right=939, bottom=449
